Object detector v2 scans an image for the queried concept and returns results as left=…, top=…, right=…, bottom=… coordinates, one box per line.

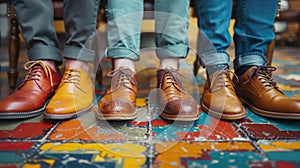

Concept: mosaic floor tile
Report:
left=27, top=142, right=149, bottom=168
left=258, top=141, right=300, bottom=167
left=0, top=115, right=55, bottom=140
left=239, top=107, right=300, bottom=140
left=0, top=142, right=36, bottom=166
left=152, top=110, right=247, bottom=141
left=48, top=109, right=149, bottom=142
left=153, top=141, right=265, bottom=168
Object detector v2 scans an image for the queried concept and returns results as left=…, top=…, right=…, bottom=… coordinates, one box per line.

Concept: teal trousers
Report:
left=12, top=0, right=100, bottom=64
left=106, top=0, right=190, bottom=61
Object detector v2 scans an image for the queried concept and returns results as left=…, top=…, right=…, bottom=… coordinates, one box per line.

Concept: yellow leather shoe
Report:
left=45, top=67, right=94, bottom=120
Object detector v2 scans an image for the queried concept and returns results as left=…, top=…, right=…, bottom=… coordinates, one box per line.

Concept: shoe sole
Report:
left=96, top=109, right=137, bottom=121
left=0, top=100, right=50, bottom=119
left=159, top=110, right=200, bottom=121
left=44, top=104, right=93, bottom=120
left=240, top=98, right=300, bottom=120
left=200, top=101, right=246, bottom=120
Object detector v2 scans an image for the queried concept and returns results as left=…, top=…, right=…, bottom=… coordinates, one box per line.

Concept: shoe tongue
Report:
left=209, top=70, right=235, bottom=90
left=110, top=68, right=135, bottom=89
left=28, top=65, right=45, bottom=78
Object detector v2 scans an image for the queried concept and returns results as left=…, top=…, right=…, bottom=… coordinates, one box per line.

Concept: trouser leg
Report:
left=12, top=0, right=62, bottom=64
left=63, top=0, right=100, bottom=62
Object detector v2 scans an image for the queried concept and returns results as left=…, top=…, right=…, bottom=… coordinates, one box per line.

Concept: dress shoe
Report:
left=45, top=67, right=94, bottom=120
left=97, top=67, right=137, bottom=120
left=0, top=61, right=61, bottom=119
left=201, top=70, right=246, bottom=120
left=234, top=66, right=300, bottom=119
left=157, top=68, right=199, bottom=121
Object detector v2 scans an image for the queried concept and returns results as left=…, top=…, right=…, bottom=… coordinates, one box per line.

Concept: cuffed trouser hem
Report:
left=234, top=53, right=267, bottom=70
left=28, top=46, right=62, bottom=64
left=156, top=44, right=189, bottom=59
left=199, top=51, right=230, bottom=67
left=63, top=45, right=95, bottom=63
left=106, top=47, right=140, bottom=61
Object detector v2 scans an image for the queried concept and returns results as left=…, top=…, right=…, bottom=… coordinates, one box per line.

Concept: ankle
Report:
left=65, top=59, right=89, bottom=72
left=206, top=64, right=229, bottom=76
left=40, top=60, right=58, bottom=72
left=114, top=58, right=136, bottom=73
left=235, top=65, right=253, bottom=76
left=159, top=58, right=179, bottom=70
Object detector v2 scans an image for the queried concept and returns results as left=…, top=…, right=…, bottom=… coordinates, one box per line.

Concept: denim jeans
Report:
left=12, top=0, right=100, bottom=64
left=194, top=0, right=278, bottom=70
left=106, top=0, right=190, bottom=60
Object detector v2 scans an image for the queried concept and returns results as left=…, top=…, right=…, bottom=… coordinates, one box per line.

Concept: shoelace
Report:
left=59, top=68, right=87, bottom=93
left=17, top=61, right=54, bottom=91
left=108, top=68, right=137, bottom=90
left=158, top=68, right=184, bottom=90
left=247, top=66, right=279, bottom=90
left=209, top=70, right=237, bottom=92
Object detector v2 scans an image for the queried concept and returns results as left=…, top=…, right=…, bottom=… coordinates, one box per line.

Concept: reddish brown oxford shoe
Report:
left=0, top=61, right=61, bottom=119
left=97, top=67, right=137, bottom=120
left=234, top=66, right=300, bottom=119
left=157, top=68, right=199, bottom=121
left=201, top=70, right=246, bottom=120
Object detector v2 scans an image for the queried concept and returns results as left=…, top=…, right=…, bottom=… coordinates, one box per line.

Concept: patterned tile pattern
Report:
left=1, top=39, right=300, bottom=167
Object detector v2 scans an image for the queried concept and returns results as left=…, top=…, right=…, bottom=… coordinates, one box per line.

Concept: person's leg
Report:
left=233, top=0, right=300, bottom=119
left=194, top=0, right=245, bottom=120
left=154, top=0, right=190, bottom=70
left=11, top=0, right=62, bottom=66
left=233, top=0, right=276, bottom=71
left=106, top=0, right=143, bottom=72
left=153, top=0, right=198, bottom=121
left=194, top=0, right=232, bottom=72
left=0, top=0, right=62, bottom=119
left=63, top=0, right=100, bottom=70
left=97, top=0, right=143, bottom=120
left=45, top=0, right=100, bottom=119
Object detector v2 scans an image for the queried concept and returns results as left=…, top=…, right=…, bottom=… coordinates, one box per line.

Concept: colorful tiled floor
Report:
left=1, top=30, right=300, bottom=167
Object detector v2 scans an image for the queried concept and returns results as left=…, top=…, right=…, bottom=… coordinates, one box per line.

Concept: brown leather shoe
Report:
left=45, top=67, right=94, bottom=120
left=97, top=67, right=137, bottom=120
left=234, top=66, right=300, bottom=119
left=157, top=68, right=199, bottom=121
left=201, top=70, right=246, bottom=120
left=0, top=61, right=61, bottom=119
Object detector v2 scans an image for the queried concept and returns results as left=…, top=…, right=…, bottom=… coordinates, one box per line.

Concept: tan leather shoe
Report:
left=45, top=67, right=94, bottom=120
left=157, top=68, right=199, bottom=121
left=0, top=61, right=61, bottom=119
left=201, top=70, right=246, bottom=120
left=97, top=67, right=137, bottom=120
left=234, top=66, right=300, bottom=119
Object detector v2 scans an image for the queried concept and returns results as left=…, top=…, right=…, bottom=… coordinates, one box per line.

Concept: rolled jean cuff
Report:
left=234, top=53, right=267, bottom=70
left=199, top=52, right=230, bottom=67
left=28, top=46, right=62, bottom=64
left=64, top=45, right=95, bottom=63
left=156, top=44, right=189, bottom=59
left=106, top=47, right=140, bottom=61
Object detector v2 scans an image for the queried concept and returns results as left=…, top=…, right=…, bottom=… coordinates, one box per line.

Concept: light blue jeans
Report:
left=194, top=0, right=278, bottom=70
left=106, top=0, right=190, bottom=60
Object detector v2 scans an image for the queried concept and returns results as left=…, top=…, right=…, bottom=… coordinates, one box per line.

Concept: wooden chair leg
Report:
left=265, top=39, right=275, bottom=66
left=8, top=3, right=20, bottom=89
left=193, top=56, right=201, bottom=76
